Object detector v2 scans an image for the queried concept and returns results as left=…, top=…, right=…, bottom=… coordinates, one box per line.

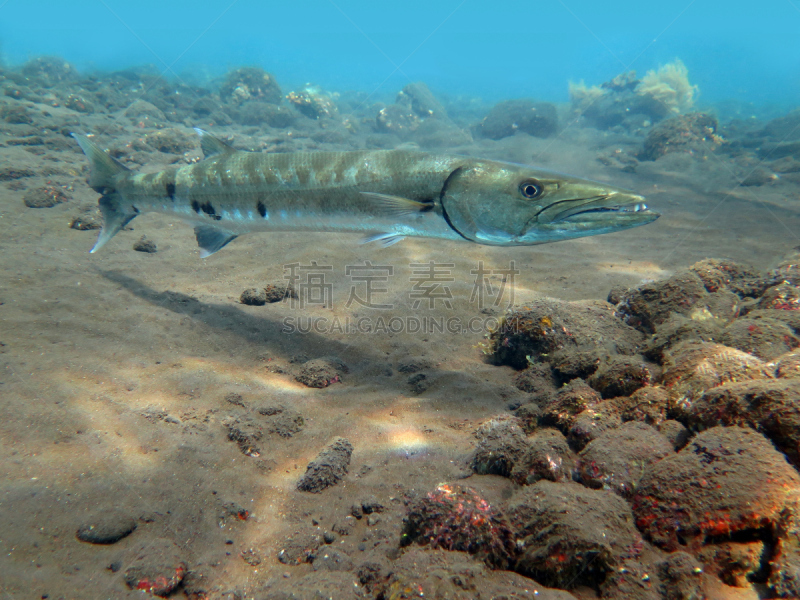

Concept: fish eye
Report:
left=519, top=179, right=543, bottom=199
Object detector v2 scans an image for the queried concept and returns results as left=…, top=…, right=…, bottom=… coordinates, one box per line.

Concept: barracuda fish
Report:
left=73, top=129, right=658, bottom=257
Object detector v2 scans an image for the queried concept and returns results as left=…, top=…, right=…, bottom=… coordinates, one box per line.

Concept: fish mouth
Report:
left=544, top=193, right=660, bottom=225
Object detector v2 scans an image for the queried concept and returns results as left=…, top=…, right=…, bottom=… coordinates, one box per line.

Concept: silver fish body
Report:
left=74, top=130, right=659, bottom=256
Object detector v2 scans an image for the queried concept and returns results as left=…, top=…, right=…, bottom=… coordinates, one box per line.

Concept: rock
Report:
left=379, top=547, right=579, bottom=600
left=578, top=422, right=673, bottom=497
left=661, top=341, right=773, bottom=413
left=618, top=385, right=670, bottom=425
left=510, top=428, right=576, bottom=485
left=286, top=84, right=338, bottom=119
left=220, top=67, right=282, bottom=105
left=643, top=313, right=725, bottom=363
left=23, top=184, right=70, bottom=208
left=488, top=298, right=644, bottom=369
left=375, top=103, right=420, bottom=135
left=566, top=399, right=623, bottom=451
left=541, top=378, right=602, bottom=433
left=123, top=538, right=186, bottom=596
left=76, top=511, right=137, bottom=544
left=226, top=415, right=265, bottom=456
left=477, top=99, right=557, bottom=139
left=264, top=281, right=296, bottom=303
left=696, top=540, right=766, bottom=587
left=774, top=348, right=800, bottom=378
left=470, top=414, right=529, bottom=476
left=0, top=105, right=33, bottom=124
left=69, top=206, right=102, bottom=230
left=656, top=552, right=706, bottom=600
left=689, top=258, right=764, bottom=297
left=124, top=99, right=166, bottom=123
left=640, top=112, right=719, bottom=161
left=310, top=549, right=354, bottom=572
left=400, top=483, right=517, bottom=569
left=133, top=236, right=157, bottom=253
left=588, top=357, right=654, bottom=398
left=686, top=378, right=800, bottom=467
left=657, top=420, right=691, bottom=450
left=240, top=288, right=267, bottom=305
left=295, top=357, right=347, bottom=388
left=238, top=101, right=296, bottom=127
left=755, top=282, right=800, bottom=311
left=297, top=437, right=352, bottom=493
left=64, top=93, right=93, bottom=114
left=0, top=165, right=35, bottom=180
left=632, top=426, right=800, bottom=551
left=615, top=270, right=738, bottom=334
left=740, top=168, right=776, bottom=186
left=277, top=531, right=323, bottom=565
left=256, top=405, right=304, bottom=438
left=396, top=82, right=449, bottom=121
left=513, top=362, right=558, bottom=396
left=513, top=401, right=542, bottom=434
left=550, top=349, right=602, bottom=384
left=20, top=56, right=77, bottom=85
left=719, top=316, right=800, bottom=361
left=144, top=128, right=196, bottom=154
left=508, top=480, right=644, bottom=588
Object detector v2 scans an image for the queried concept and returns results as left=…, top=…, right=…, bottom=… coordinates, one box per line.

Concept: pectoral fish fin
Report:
left=194, top=225, right=239, bottom=257
left=360, top=192, right=432, bottom=217
left=194, top=128, right=236, bottom=158
left=360, top=232, right=406, bottom=247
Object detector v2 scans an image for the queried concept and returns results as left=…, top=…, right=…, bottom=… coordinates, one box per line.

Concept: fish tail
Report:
left=72, top=133, right=137, bottom=253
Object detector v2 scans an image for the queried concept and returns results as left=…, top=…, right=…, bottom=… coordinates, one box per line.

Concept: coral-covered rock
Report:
left=508, top=481, right=644, bottom=588
left=510, top=428, right=576, bottom=485
left=541, top=379, right=602, bottom=432
left=578, top=422, right=674, bottom=497
left=696, top=540, right=766, bottom=587
left=220, top=67, right=282, bottom=104
left=400, top=484, right=517, bottom=569
left=489, top=298, right=644, bottom=369
left=643, top=313, right=725, bottom=363
left=470, top=415, right=529, bottom=476
left=381, top=547, right=579, bottom=600
left=615, top=270, right=738, bottom=333
left=773, top=348, right=800, bottom=378
left=296, top=438, right=352, bottom=493
left=513, top=361, right=557, bottom=396
left=588, top=357, right=654, bottom=398
left=632, top=427, right=800, bottom=551
left=513, top=402, right=542, bottom=434
left=686, top=378, right=800, bottom=466
left=690, top=258, right=763, bottom=296
left=477, top=99, right=557, bottom=140
left=719, top=317, right=800, bottom=361
left=566, top=399, right=622, bottom=451
left=640, top=112, right=719, bottom=161
left=550, top=349, right=603, bottom=384
left=123, top=538, right=186, bottom=596
left=618, top=385, right=670, bottom=425
left=661, top=341, right=773, bottom=414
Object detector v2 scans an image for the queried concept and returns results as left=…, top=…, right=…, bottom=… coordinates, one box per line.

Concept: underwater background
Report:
left=3, top=2, right=800, bottom=599
left=2, top=0, right=799, bottom=111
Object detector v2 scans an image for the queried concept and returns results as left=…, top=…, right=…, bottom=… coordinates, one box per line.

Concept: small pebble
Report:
left=76, top=512, right=137, bottom=544
left=133, top=236, right=157, bottom=253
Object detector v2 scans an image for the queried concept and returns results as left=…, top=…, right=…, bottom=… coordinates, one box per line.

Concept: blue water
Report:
left=1, top=0, right=798, bottom=109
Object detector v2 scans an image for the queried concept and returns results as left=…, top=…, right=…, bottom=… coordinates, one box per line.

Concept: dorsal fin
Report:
left=194, top=128, right=236, bottom=158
